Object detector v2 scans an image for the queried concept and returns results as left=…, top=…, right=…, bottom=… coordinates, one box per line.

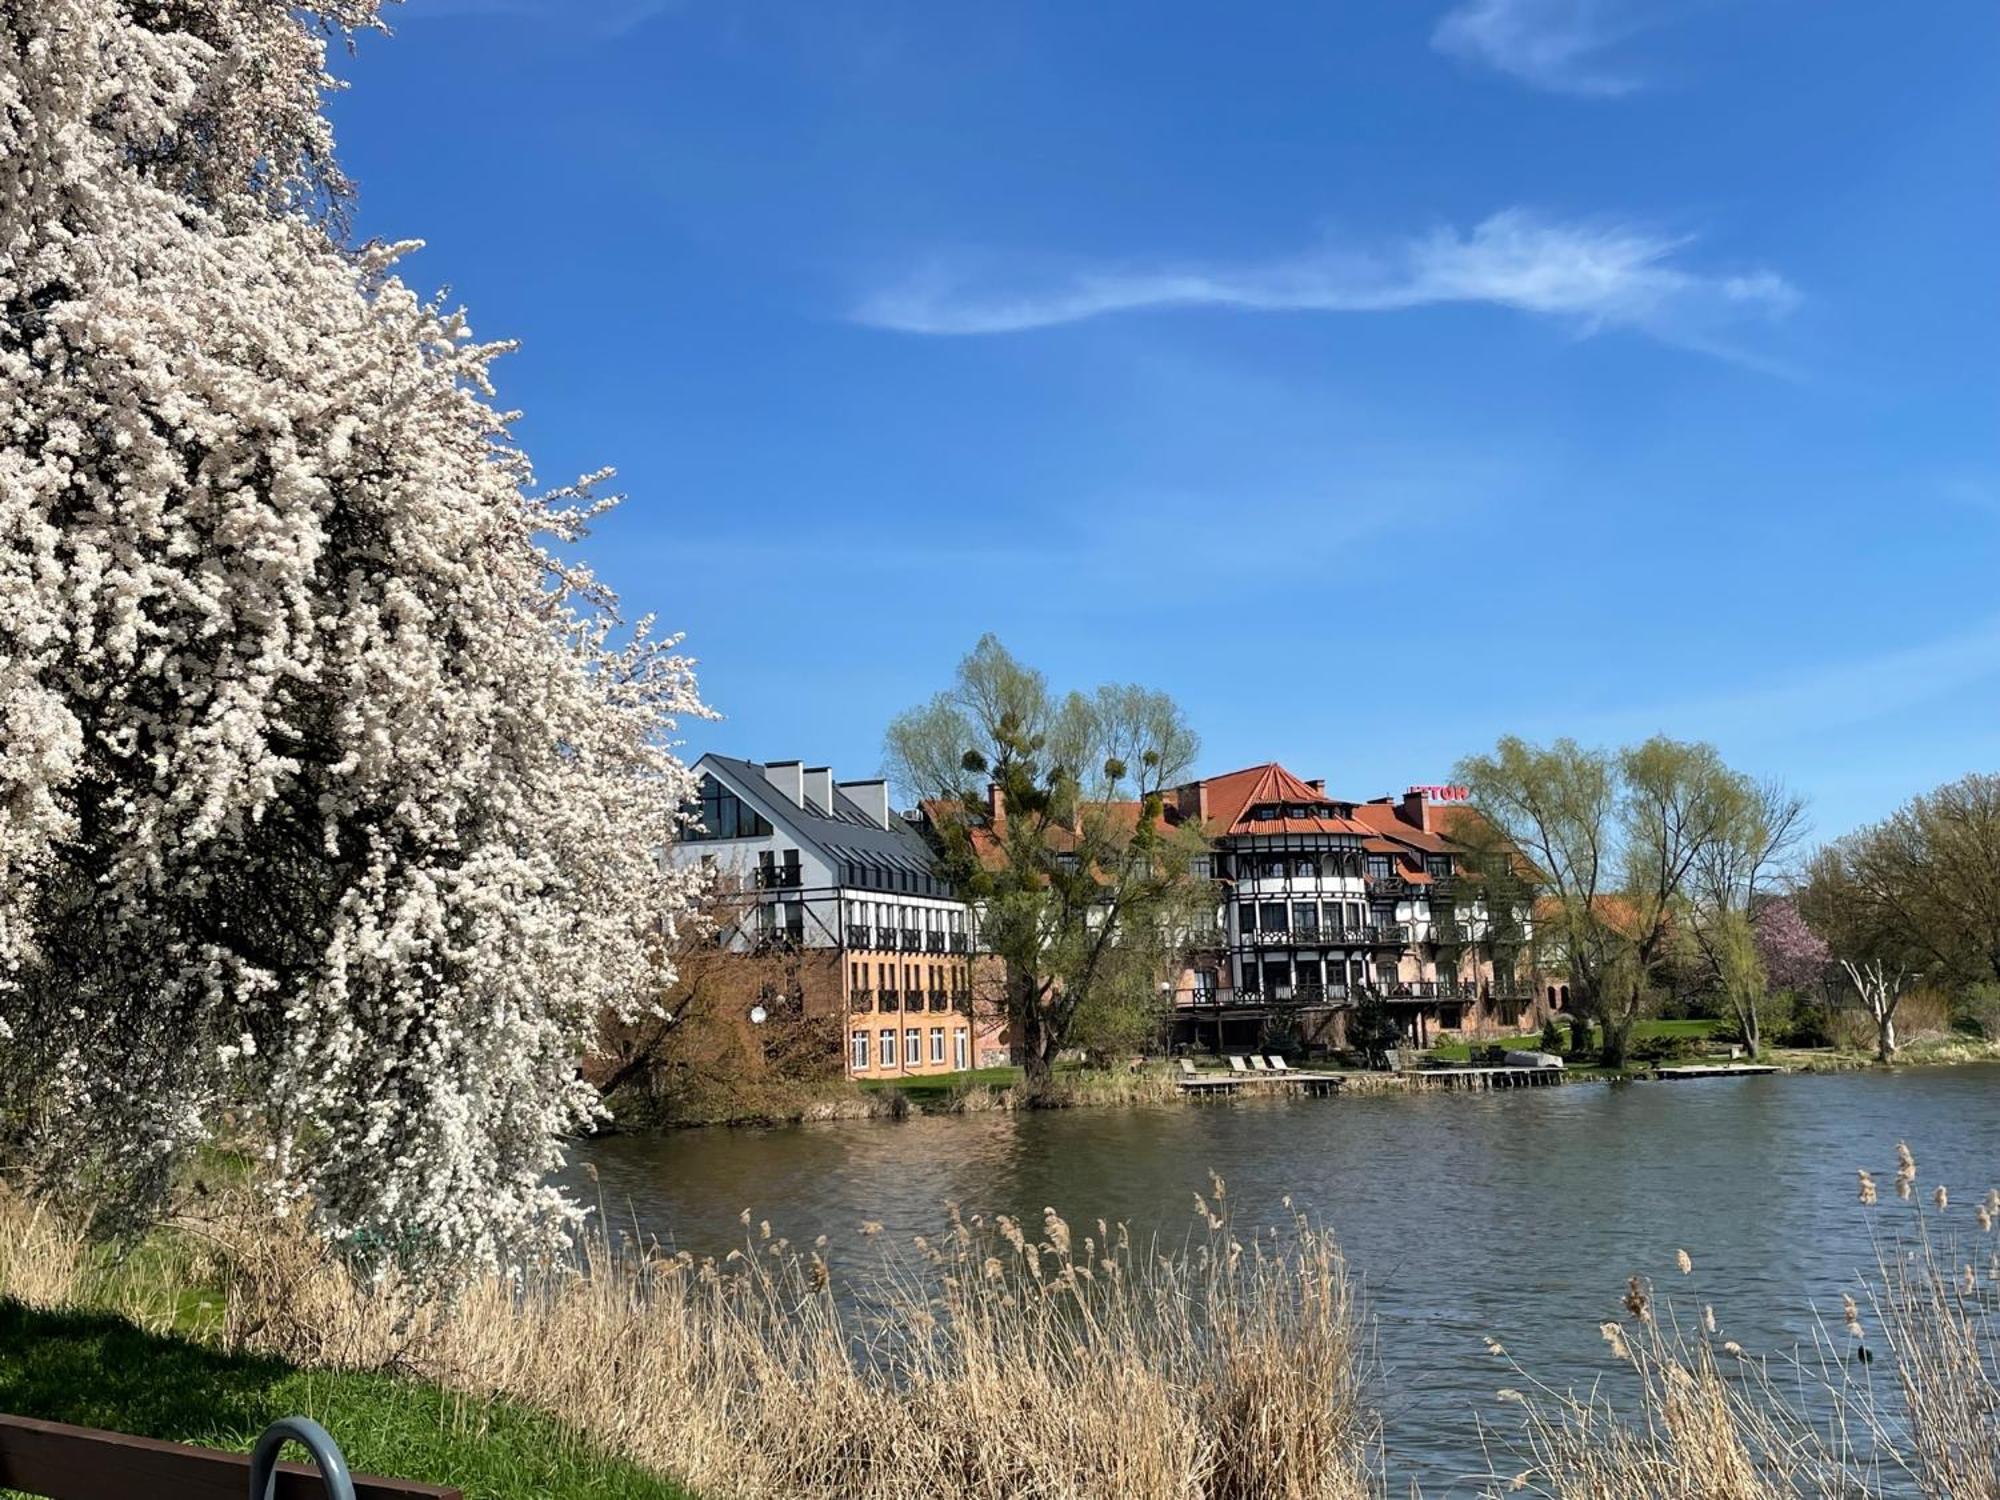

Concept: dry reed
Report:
left=205, top=1175, right=1379, bottom=1500
left=5, top=1147, right=1997, bottom=1500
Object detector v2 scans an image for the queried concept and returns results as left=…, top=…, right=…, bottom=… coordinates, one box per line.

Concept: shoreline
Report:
left=595, top=1035, right=2000, bottom=1133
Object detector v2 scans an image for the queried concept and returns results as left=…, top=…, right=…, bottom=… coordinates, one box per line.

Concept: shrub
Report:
left=1954, top=981, right=2000, bottom=1039
left=1777, top=993, right=1835, bottom=1048
left=1631, top=1034, right=1706, bottom=1064
left=1539, top=1017, right=1564, bottom=1054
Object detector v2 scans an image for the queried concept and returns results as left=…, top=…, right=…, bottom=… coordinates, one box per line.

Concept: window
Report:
left=954, top=1029, right=969, bottom=1070
left=1367, top=856, right=1393, bottom=880
left=1259, top=901, right=1288, bottom=933
left=878, top=1030, right=895, bottom=1066
left=1293, top=901, right=1319, bottom=934
left=904, top=1028, right=921, bottom=1065
left=929, top=1027, right=945, bottom=1063
left=678, top=774, right=774, bottom=842
left=1238, top=902, right=1259, bottom=936
left=851, top=1033, right=869, bottom=1071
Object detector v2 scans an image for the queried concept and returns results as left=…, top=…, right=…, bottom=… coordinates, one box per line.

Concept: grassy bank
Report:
left=4, top=1150, right=1997, bottom=1499
left=610, top=1030, right=2000, bottom=1131
left=0, top=1300, right=689, bottom=1499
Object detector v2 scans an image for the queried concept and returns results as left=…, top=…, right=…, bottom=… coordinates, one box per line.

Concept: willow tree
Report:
left=1456, top=735, right=1758, bottom=1067
left=0, top=0, right=704, bottom=1275
left=886, top=637, right=1210, bottom=1089
left=1686, top=779, right=1808, bottom=1058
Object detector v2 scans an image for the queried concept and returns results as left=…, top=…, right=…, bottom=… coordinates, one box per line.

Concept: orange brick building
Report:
left=671, top=755, right=1005, bottom=1080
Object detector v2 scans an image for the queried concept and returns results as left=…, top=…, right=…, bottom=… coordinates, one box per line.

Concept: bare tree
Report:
left=1840, top=957, right=1909, bottom=1063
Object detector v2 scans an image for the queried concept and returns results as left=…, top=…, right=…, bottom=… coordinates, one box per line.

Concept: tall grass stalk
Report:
left=205, top=1176, right=1378, bottom=1500
left=2, top=1153, right=1995, bottom=1498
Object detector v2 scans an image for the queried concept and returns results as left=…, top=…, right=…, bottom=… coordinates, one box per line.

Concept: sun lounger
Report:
left=1178, top=1058, right=1198, bottom=1078
left=1227, top=1055, right=1250, bottom=1073
left=1249, top=1055, right=1270, bottom=1072
left=1267, top=1056, right=1291, bottom=1072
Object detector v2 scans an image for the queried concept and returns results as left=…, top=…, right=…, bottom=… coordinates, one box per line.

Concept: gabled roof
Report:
left=1351, top=800, right=1455, bottom=855
left=698, top=754, right=939, bottom=877
left=1192, top=763, right=1376, bottom=838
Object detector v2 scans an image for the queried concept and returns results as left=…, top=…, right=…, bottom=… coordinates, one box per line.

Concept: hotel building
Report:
left=1166, top=764, right=1543, bottom=1054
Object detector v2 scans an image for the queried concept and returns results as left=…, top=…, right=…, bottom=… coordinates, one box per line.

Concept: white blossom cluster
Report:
left=0, top=0, right=706, bottom=1275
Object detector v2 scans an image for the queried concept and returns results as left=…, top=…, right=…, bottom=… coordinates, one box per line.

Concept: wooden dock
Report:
left=1653, top=1063, right=1784, bottom=1080
left=1175, top=1072, right=1345, bottom=1098
left=1403, top=1066, right=1566, bottom=1090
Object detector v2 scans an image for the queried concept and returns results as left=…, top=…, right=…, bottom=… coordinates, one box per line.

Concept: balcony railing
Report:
left=900, top=928, right=920, bottom=951
left=755, top=866, right=802, bottom=890
left=927, top=989, right=949, bottom=1012
left=947, top=931, right=968, bottom=953
left=925, top=932, right=946, bottom=953
left=846, top=924, right=872, bottom=948
left=1241, top=925, right=1409, bottom=948
left=950, top=989, right=972, bottom=1014
left=849, top=989, right=875, bottom=1013
left=879, top=989, right=901, bottom=1013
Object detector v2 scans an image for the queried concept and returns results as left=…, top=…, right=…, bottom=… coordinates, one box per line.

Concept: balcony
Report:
left=849, top=989, right=875, bottom=1013
left=927, top=989, right=949, bottom=1012
left=900, top=928, right=920, bottom=951
left=845, top=924, right=872, bottom=948
left=755, top=866, right=803, bottom=890
left=925, top=932, right=946, bottom=953
left=879, top=990, right=901, bottom=1013
left=947, top=932, right=968, bottom=953
left=950, top=989, right=972, bottom=1014
left=1370, top=924, right=1408, bottom=945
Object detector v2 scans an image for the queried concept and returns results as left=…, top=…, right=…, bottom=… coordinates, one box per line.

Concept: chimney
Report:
left=803, top=765, right=833, bottom=812
left=1401, top=788, right=1427, bottom=831
left=838, top=778, right=891, bottom=830
left=1173, top=780, right=1209, bottom=824
left=764, top=760, right=804, bottom=807
left=987, top=781, right=1005, bottom=826
left=1307, top=778, right=1325, bottom=794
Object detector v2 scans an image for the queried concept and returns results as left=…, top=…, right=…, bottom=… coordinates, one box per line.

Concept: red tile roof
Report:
left=1350, top=800, right=1455, bottom=854
left=1185, top=763, right=1376, bottom=838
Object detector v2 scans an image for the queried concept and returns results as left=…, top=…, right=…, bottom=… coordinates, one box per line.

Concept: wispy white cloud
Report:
left=1431, top=0, right=1666, bottom=97
left=395, top=0, right=682, bottom=39
left=1566, top=614, right=2000, bottom=749
left=854, top=209, right=1798, bottom=364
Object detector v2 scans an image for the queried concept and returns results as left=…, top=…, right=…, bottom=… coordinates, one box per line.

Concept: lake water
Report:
left=576, top=1065, right=2000, bottom=1494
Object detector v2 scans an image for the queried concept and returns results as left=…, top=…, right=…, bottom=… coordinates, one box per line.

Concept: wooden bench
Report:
left=0, top=1413, right=461, bottom=1499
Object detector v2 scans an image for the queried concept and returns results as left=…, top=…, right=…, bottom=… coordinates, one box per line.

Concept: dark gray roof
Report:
left=701, top=754, right=939, bottom=876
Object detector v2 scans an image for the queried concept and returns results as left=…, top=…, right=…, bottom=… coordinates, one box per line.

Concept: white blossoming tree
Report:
left=0, top=0, right=705, bottom=1275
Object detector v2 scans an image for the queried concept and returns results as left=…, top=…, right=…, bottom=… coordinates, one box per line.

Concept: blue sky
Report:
left=330, top=0, right=1999, bottom=840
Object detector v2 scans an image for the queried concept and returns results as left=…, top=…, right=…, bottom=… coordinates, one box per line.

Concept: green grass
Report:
left=0, top=1300, right=692, bottom=1500
left=856, top=1063, right=1022, bottom=1101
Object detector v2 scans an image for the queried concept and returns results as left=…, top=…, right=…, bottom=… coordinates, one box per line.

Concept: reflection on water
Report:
left=575, top=1064, right=2000, bottom=1494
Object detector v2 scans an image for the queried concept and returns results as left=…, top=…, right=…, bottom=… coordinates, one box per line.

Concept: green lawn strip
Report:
left=856, top=1064, right=1021, bottom=1101
left=0, top=1300, right=692, bottom=1500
